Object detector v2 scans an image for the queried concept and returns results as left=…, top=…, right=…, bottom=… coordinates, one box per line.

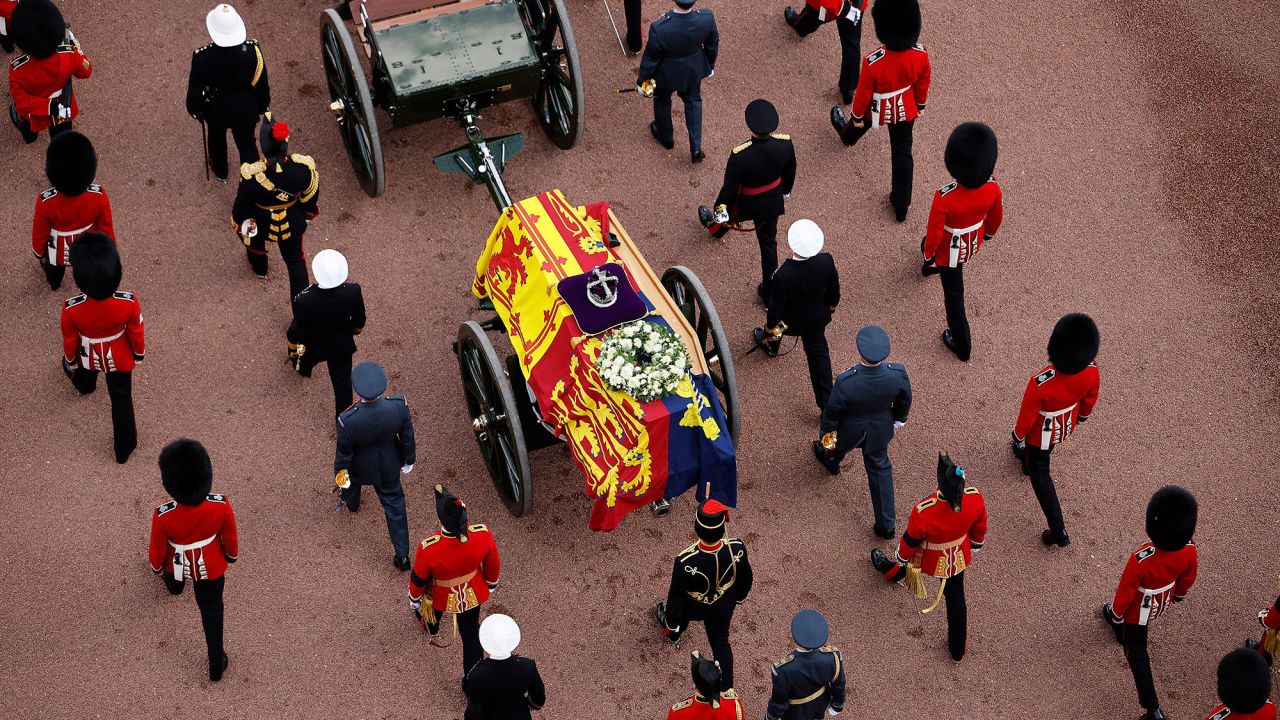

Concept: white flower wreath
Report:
left=597, top=320, right=690, bottom=402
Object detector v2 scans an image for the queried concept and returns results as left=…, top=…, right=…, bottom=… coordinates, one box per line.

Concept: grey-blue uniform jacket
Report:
left=637, top=8, right=719, bottom=93
left=766, top=646, right=846, bottom=720
left=334, top=394, right=416, bottom=487
left=819, top=362, right=911, bottom=452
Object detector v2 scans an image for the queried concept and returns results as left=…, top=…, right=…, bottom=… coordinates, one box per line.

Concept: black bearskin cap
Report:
left=690, top=652, right=723, bottom=707
left=69, top=232, right=122, bottom=300
left=695, top=499, right=729, bottom=544
left=1047, top=313, right=1100, bottom=375
left=159, top=439, right=213, bottom=506
left=945, top=123, right=998, bottom=189
left=46, top=131, right=97, bottom=196
left=435, top=484, right=469, bottom=542
left=1145, top=485, right=1197, bottom=551
left=12, top=0, right=66, bottom=59
left=872, top=0, right=921, bottom=52
left=936, top=452, right=966, bottom=511
left=1217, top=647, right=1272, bottom=713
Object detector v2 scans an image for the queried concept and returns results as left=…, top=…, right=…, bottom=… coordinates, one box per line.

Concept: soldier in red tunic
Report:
left=8, top=0, right=91, bottom=143
left=921, top=123, right=1002, bottom=362
left=782, top=0, right=868, bottom=104
left=60, top=232, right=144, bottom=464
left=1204, top=648, right=1275, bottom=720
left=32, top=131, right=114, bottom=290
left=408, top=484, right=501, bottom=680
left=828, top=0, right=929, bottom=222
left=871, top=452, right=987, bottom=662
left=668, top=651, right=744, bottom=720
left=148, top=439, right=239, bottom=682
left=1250, top=592, right=1280, bottom=658
left=1011, top=313, right=1101, bottom=547
left=1102, top=485, right=1198, bottom=720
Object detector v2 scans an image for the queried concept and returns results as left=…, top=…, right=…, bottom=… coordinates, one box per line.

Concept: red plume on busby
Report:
left=271, top=123, right=290, bottom=143
left=159, top=439, right=214, bottom=506
left=1145, top=485, right=1197, bottom=551
left=1217, top=647, right=1272, bottom=713
left=944, top=123, right=998, bottom=190
left=259, top=116, right=290, bottom=168
left=1047, top=313, right=1099, bottom=375
left=12, top=0, right=66, bottom=59
left=872, top=0, right=921, bottom=52
left=46, top=131, right=98, bottom=196
left=68, top=231, right=122, bottom=300
left=695, top=499, right=729, bottom=544
left=435, top=484, right=469, bottom=542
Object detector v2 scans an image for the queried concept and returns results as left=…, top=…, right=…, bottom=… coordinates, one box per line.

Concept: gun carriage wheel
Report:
left=321, top=8, right=385, bottom=197
left=518, top=0, right=584, bottom=149
left=660, top=266, right=741, bottom=445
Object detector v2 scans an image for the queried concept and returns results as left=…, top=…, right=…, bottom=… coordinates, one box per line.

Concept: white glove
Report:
left=708, top=69, right=715, bottom=77
left=408, top=594, right=422, bottom=613
left=712, top=205, right=730, bottom=224
left=401, top=464, right=414, bottom=475
left=783, top=193, right=791, bottom=200
left=827, top=707, right=842, bottom=717
left=893, top=420, right=906, bottom=429
left=845, top=7, right=861, bottom=24
left=240, top=218, right=258, bottom=238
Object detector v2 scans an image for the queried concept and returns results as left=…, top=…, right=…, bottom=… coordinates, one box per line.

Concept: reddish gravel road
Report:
left=1, top=1, right=1277, bottom=718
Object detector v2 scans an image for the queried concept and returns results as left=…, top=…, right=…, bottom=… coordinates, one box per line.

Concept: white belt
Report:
left=1137, top=581, right=1176, bottom=625
left=81, top=328, right=125, bottom=345
left=871, top=86, right=911, bottom=128
left=944, top=220, right=984, bottom=267
left=48, top=88, right=63, bottom=100
left=0, top=18, right=7, bottom=35
left=170, top=535, right=217, bottom=581
left=51, top=223, right=93, bottom=239
left=1038, top=404, right=1077, bottom=448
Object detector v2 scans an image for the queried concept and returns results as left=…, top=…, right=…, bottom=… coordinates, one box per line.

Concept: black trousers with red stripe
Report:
left=71, top=369, right=136, bottom=462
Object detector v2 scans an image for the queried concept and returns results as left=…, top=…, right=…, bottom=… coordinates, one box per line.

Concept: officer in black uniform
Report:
left=231, top=115, right=319, bottom=300
left=698, top=99, right=796, bottom=302
left=758, top=219, right=840, bottom=409
left=766, top=610, right=846, bottom=720
left=636, top=0, right=718, bottom=163
left=334, top=361, right=417, bottom=569
left=656, top=500, right=752, bottom=690
left=464, top=614, right=547, bottom=720
left=287, top=249, right=366, bottom=417
left=186, top=4, right=269, bottom=182
left=813, top=325, right=912, bottom=538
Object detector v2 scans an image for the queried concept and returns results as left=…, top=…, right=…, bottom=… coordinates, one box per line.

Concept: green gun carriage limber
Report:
left=321, top=0, right=584, bottom=199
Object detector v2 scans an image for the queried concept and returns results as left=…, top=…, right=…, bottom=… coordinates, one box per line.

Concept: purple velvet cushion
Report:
left=558, top=263, right=647, bottom=335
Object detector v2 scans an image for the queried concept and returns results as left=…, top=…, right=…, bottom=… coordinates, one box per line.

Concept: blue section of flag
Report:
left=659, top=371, right=738, bottom=507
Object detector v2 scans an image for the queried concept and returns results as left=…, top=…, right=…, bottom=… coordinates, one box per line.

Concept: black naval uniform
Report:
left=661, top=538, right=753, bottom=690
left=231, top=153, right=319, bottom=299
left=767, top=252, right=840, bottom=408
left=766, top=646, right=846, bottom=720
left=716, top=133, right=796, bottom=301
left=335, top=393, right=416, bottom=561
left=637, top=6, right=718, bottom=157
left=186, top=39, right=270, bottom=181
left=287, top=282, right=366, bottom=417
left=464, top=654, right=547, bottom=720
left=817, top=361, right=911, bottom=533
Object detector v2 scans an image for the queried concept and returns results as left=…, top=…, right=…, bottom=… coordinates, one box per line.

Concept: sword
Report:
left=601, top=0, right=627, bottom=56
left=199, top=118, right=210, bottom=181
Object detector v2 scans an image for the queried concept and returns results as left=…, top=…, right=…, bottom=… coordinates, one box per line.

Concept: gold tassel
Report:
left=904, top=565, right=927, bottom=600
left=1263, top=627, right=1280, bottom=660
left=921, top=577, right=948, bottom=614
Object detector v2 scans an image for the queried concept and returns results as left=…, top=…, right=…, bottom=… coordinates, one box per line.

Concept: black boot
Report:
left=1101, top=604, right=1125, bottom=645
left=783, top=6, right=798, bottom=26
left=829, top=106, right=847, bottom=135
left=870, top=548, right=906, bottom=581
left=210, top=653, right=229, bottom=682
left=1041, top=528, right=1070, bottom=547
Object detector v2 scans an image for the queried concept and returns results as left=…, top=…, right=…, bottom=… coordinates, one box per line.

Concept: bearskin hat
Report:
left=1145, top=485, right=1197, bottom=551
left=695, top=499, right=729, bottom=544
left=945, top=123, right=998, bottom=189
left=159, top=439, right=214, bottom=506
left=1217, top=648, right=1272, bottom=713
left=435, top=484, right=469, bottom=542
left=69, top=232, right=122, bottom=300
left=46, top=131, right=97, bottom=196
left=872, top=0, right=921, bottom=52
left=690, top=652, right=723, bottom=707
left=12, top=0, right=67, bottom=59
left=1047, top=313, right=1100, bottom=375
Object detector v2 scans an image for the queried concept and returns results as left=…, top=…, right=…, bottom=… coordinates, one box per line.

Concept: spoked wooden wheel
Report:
left=456, top=321, right=533, bottom=516
left=519, top=0, right=584, bottom=149
left=660, top=267, right=742, bottom=446
left=320, top=8, right=385, bottom=197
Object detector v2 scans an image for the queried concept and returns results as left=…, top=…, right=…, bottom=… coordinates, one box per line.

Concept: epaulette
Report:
left=468, top=523, right=489, bottom=533
left=671, top=699, right=694, bottom=711
left=916, top=497, right=937, bottom=511
left=772, top=653, right=795, bottom=669
left=770, top=132, right=791, bottom=141
left=291, top=153, right=317, bottom=170
left=964, top=487, right=980, bottom=495
left=193, top=43, right=213, bottom=55
left=206, top=493, right=227, bottom=503
left=731, top=140, right=752, bottom=154
left=866, top=48, right=885, bottom=64
left=240, top=160, right=267, bottom=180
left=695, top=7, right=710, bottom=13
left=722, top=689, right=739, bottom=700
left=1034, top=368, right=1056, bottom=386
left=1135, top=545, right=1156, bottom=562
left=819, top=643, right=840, bottom=653
left=251, top=42, right=265, bottom=87
left=112, top=291, right=136, bottom=301
left=654, top=11, right=671, bottom=24
left=65, top=293, right=87, bottom=308
left=419, top=534, right=442, bottom=549
left=338, top=403, right=364, bottom=424
left=10, top=53, right=28, bottom=70
left=296, top=155, right=320, bottom=202
left=157, top=501, right=177, bottom=515
left=677, top=541, right=700, bottom=559
left=913, top=42, right=927, bottom=52
left=886, top=362, right=906, bottom=372
left=56, top=43, right=75, bottom=53
left=87, top=184, right=103, bottom=194
left=939, top=181, right=958, bottom=196
left=40, top=188, right=58, bottom=201
left=387, top=393, right=408, bottom=405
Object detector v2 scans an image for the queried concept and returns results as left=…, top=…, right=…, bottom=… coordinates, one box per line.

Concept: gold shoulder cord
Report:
left=251, top=45, right=264, bottom=87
